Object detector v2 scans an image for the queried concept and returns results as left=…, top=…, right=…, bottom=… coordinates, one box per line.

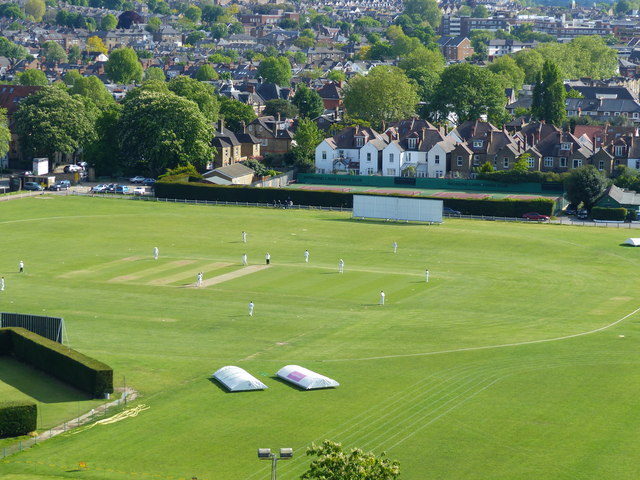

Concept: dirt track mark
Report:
left=108, top=260, right=195, bottom=283
left=198, top=264, right=270, bottom=287
left=58, top=256, right=143, bottom=279
left=148, top=262, right=231, bottom=285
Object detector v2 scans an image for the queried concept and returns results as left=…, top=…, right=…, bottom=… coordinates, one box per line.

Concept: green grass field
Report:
left=1, top=196, right=640, bottom=480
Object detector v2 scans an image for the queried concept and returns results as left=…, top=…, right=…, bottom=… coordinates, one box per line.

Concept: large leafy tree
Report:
left=218, top=96, right=257, bottom=132
left=167, top=76, right=219, bottom=122
left=101, top=13, right=117, bottom=31
left=69, top=75, right=114, bottom=108
left=343, top=66, right=418, bottom=128
left=514, top=48, right=544, bottom=84
left=144, top=66, right=166, bottom=82
left=402, top=0, right=441, bottom=28
left=195, top=64, right=218, bottom=81
left=564, top=165, right=608, bottom=209
left=40, top=41, right=68, bottom=63
left=18, top=69, right=48, bottom=86
left=14, top=87, right=97, bottom=161
left=25, top=0, right=45, bottom=21
left=487, top=55, right=525, bottom=92
left=263, top=99, right=298, bottom=119
left=430, top=63, right=506, bottom=124
left=291, top=117, right=324, bottom=172
left=84, top=103, right=122, bottom=176
left=105, top=47, right=143, bottom=84
left=302, top=441, right=400, bottom=480
left=0, top=36, right=27, bottom=68
left=531, top=60, right=565, bottom=126
left=291, top=84, right=324, bottom=118
left=256, top=56, right=292, bottom=86
left=118, top=91, right=214, bottom=176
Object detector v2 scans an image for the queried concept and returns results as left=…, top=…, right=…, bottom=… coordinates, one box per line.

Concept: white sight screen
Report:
left=352, top=195, right=443, bottom=222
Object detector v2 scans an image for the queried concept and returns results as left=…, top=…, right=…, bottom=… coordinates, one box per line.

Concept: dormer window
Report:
left=561, top=142, right=571, bottom=150
left=355, top=136, right=364, bottom=147
left=615, top=145, right=625, bottom=156
left=473, top=140, right=483, bottom=148
left=408, top=137, right=417, bottom=149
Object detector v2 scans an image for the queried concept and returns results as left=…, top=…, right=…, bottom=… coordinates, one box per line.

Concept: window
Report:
left=615, top=146, right=625, bottom=156
left=355, top=136, right=364, bottom=147
left=435, top=155, right=440, bottom=165
left=366, top=167, right=374, bottom=174
left=386, top=168, right=396, bottom=176
left=544, top=157, right=553, bottom=167
left=598, top=160, right=604, bottom=171
left=367, top=152, right=372, bottom=162
left=322, top=151, right=327, bottom=160
left=339, top=150, right=344, bottom=157
left=457, top=156, right=463, bottom=167
left=528, top=158, right=535, bottom=168
left=614, top=112, right=620, bottom=117
left=560, top=157, right=567, bottom=167
left=561, top=142, right=571, bottom=150
left=572, top=158, right=582, bottom=168
left=408, top=138, right=417, bottom=149
left=435, top=170, right=444, bottom=178
left=261, top=139, right=268, bottom=146
left=604, top=111, right=610, bottom=116
left=634, top=112, right=639, bottom=119
left=503, top=158, right=509, bottom=168
left=473, top=140, right=483, bottom=148
left=389, top=153, right=394, bottom=163
left=473, top=155, right=480, bottom=166
left=406, top=152, right=411, bottom=161
left=636, top=160, right=640, bottom=169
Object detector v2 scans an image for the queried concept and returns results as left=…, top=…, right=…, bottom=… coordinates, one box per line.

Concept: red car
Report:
left=522, top=212, right=550, bottom=221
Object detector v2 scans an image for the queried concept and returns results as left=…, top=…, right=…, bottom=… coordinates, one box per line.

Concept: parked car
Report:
left=133, top=186, right=145, bottom=195
left=522, top=212, right=550, bottom=221
left=142, top=178, right=156, bottom=187
left=577, top=209, right=588, bottom=219
left=565, top=204, right=577, bottom=215
left=23, top=182, right=43, bottom=191
left=443, top=207, right=462, bottom=216
left=105, top=183, right=116, bottom=193
left=64, top=164, right=83, bottom=173
left=129, top=176, right=146, bottom=184
left=115, top=185, right=129, bottom=194
left=50, top=180, right=71, bottom=191
left=91, top=184, right=108, bottom=193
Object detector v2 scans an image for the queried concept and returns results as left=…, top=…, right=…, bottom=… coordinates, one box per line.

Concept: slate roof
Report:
left=603, top=184, right=640, bottom=206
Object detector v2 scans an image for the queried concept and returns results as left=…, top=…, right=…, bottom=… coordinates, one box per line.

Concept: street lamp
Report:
left=258, top=447, right=293, bottom=480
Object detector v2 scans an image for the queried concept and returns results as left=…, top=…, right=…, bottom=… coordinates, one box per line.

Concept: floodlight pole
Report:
left=258, top=448, right=293, bottom=480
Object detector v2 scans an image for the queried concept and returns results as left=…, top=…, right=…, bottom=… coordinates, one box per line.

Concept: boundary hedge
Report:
left=0, top=327, right=113, bottom=397
left=155, top=180, right=556, bottom=217
left=591, top=207, right=627, bottom=221
left=0, top=402, right=36, bottom=438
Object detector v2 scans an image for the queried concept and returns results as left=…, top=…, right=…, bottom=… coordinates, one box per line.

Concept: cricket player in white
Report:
left=393, top=241, right=397, bottom=253
left=0, top=277, right=4, bottom=291
left=425, top=269, right=429, bottom=283
left=242, top=253, right=248, bottom=266
left=197, top=272, right=203, bottom=287
left=249, top=301, right=254, bottom=316
left=242, top=231, right=247, bottom=243
left=380, top=290, right=385, bottom=305
left=304, top=250, right=309, bottom=262
left=19, top=260, right=24, bottom=273
left=153, top=247, right=159, bottom=260
left=339, top=259, right=344, bottom=273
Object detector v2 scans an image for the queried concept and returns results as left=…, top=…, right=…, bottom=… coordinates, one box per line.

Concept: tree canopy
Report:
left=263, top=98, right=298, bottom=119
left=0, top=108, right=11, bottom=159
left=18, top=69, right=48, bottom=86
left=105, top=47, right=143, bottom=84
left=301, top=441, right=400, bottom=480
left=14, top=87, right=97, bottom=160
left=0, top=36, right=27, bottom=67
left=40, top=41, right=68, bottom=63
left=218, top=96, right=257, bottom=132
left=343, top=66, right=418, bottom=128
left=25, top=0, right=45, bottom=21
left=167, top=75, right=219, bottom=122
left=101, top=13, right=117, bottom=31
left=144, top=66, right=166, bottom=82
left=487, top=55, right=525, bottom=92
left=531, top=60, right=566, bottom=126
left=564, top=165, right=608, bottom=209
left=402, top=0, right=441, bottom=29
left=118, top=91, right=214, bottom=176
left=195, top=64, right=218, bottom=81
left=256, top=56, right=292, bottom=86
left=291, top=84, right=324, bottom=119
left=69, top=75, right=114, bottom=108
left=429, top=63, right=507, bottom=124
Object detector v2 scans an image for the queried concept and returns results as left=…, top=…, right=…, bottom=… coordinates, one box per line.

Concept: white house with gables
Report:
left=314, top=126, right=389, bottom=174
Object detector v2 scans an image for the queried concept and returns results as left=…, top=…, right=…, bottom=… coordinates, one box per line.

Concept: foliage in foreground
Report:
left=302, top=440, right=400, bottom=480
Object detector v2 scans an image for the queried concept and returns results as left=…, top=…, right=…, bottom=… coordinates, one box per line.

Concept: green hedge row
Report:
left=591, top=207, right=627, bottom=221
left=442, top=198, right=555, bottom=217
left=155, top=180, right=556, bottom=217
left=0, top=401, right=37, bottom=438
left=0, top=328, right=113, bottom=397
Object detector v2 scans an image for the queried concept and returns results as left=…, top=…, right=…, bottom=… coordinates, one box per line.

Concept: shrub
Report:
left=0, top=402, right=37, bottom=438
left=591, top=206, right=627, bottom=221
